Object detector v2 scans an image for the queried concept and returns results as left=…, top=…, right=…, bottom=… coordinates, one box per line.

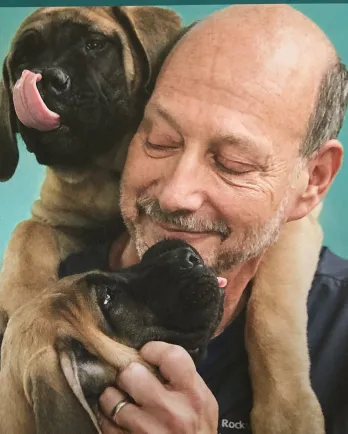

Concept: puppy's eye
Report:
left=96, top=284, right=115, bottom=311
left=103, top=287, right=112, bottom=306
left=12, top=29, right=43, bottom=68
left=86, top=39, right=107, bottom=51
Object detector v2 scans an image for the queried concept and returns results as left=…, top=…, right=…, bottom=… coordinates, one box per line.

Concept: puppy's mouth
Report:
left=12, top=67, right=136, bottom=167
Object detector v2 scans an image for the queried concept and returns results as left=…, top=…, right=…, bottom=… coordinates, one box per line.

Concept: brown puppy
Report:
left=0, top=7, right=324, bottom=434
left=0, top=239, right=224, bottom=434
left=0, top=5, right=183, bottom=318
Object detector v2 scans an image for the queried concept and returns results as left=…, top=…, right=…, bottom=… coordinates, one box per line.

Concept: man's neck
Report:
left=214, top=257, right=263, bottom=335
left=109, top=233, right=263, bottom=334
left=109, top=231, right=137, bottom=270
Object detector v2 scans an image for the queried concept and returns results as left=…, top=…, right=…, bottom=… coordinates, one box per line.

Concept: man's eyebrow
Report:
left=145, top=103, right=182, bottom=132
left=216, top=134, right=270, bottom=169
left=218, top=133, right=259, bottom=149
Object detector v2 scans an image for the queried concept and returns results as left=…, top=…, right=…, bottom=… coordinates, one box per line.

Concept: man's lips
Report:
left=155, top=221, right=218, bottom=239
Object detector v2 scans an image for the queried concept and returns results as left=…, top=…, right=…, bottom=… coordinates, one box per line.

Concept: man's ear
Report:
left=288, top=139, right=343, bottom=221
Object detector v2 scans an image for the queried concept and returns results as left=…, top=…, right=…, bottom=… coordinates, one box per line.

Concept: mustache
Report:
left=136, top=196, right=231, bottom=239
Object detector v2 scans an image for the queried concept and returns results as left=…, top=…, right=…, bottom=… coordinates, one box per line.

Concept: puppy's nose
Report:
left=42, top=67, right=71, bottom=95
left=178, top=247, right=202, bottom=269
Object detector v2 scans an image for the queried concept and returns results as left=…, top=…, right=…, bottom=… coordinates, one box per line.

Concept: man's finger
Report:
left=99, top=387, right=131, bottom=422
left=116, top=362, right=168, bottom=407
left=140, top=341, right=197, bottom=390
left=97, top=411, right=125, bottom=434
left=99, top=385, right=158, bottom=433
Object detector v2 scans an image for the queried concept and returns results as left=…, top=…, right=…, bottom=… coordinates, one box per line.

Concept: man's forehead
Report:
left=162, top=29, right=313, bottom=100
left=156, top=4, right=335, bottom=134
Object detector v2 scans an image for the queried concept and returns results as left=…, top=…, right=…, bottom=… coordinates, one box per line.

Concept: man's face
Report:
left=120, top=31, right=310, bottom=273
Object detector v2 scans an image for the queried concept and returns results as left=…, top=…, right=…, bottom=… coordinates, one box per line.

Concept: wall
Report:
left=1, top=4, right=348, bottom=261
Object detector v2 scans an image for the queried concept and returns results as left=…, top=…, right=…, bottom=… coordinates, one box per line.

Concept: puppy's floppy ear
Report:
left=112, top=6, right=182, bottom=89
left=58, top=338, right=117, bottom=430
left=0, top=55, right=19, bottom=181
left=25, top=346, right=100, bottom=434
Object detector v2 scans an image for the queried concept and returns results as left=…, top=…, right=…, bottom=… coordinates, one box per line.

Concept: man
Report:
left=59, top=4, right=348, bottom=433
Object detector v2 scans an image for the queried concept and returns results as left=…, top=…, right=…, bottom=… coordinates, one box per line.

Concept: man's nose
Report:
left=157, top=153, right=206, bottom=213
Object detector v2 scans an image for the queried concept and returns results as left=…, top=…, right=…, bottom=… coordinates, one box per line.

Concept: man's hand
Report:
left=98, top=341, right=218, bottom=434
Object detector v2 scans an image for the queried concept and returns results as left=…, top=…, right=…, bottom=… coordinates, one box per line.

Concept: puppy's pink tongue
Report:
left=13, top=69, right=60, bottom=131
left=217, top=277, right=227, bottom=288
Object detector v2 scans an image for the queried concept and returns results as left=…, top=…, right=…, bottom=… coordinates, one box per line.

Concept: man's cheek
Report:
left=128, top=148, right=166, bottom=187
left=235, top=180, right=281, bottom=217
left=217, top=188, right=265, bottom=223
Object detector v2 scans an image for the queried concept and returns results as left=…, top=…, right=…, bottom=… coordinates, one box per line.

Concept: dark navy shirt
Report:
left=59, top=239, right=348, bottom=434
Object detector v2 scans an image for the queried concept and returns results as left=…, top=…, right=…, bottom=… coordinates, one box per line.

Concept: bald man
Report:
left=59, top=4, right=348, bottom=434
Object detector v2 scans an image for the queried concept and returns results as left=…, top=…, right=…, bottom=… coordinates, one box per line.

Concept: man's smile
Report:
left=146, top=217, right=221, bottom=242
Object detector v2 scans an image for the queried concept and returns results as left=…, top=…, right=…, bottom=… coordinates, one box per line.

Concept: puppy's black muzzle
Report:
left=169, top=246, right=202, bottom=269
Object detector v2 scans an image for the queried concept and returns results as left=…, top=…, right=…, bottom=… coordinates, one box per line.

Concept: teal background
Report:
left=1, top=4, right=348, bottom=261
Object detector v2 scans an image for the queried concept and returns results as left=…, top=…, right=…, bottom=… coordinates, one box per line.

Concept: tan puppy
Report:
left=0, top=238, right=225, bottom=434
left=0, top=7, right=324, bottom=434
left=247, top=204, right=325, bottom=434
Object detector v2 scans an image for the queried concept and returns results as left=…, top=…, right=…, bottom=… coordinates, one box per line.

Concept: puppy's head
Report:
left=51, top=239, right=223, bottom=403
left=0, top=6, right=182, bottom=180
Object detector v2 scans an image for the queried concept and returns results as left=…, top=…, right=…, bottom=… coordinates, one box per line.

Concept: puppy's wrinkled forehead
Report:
left=14, top=7, right=125, bottom=40
left=9, top=7, right=136, bottom=87
left=49, top=273, right=111, bottom=343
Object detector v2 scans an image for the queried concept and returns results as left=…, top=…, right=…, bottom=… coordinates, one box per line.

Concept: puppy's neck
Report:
left=48, top=131, right=133, bottom=184
left=32, top=166, right=121, bottom=232
left=31, top=133, right=134, bottom=230
left=50, top=166, right=91, bottom=185
left=95, top=132, right=132, bottom=172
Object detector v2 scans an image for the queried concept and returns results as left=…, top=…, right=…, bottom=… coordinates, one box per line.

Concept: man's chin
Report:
left=135, top=233, right=219, bottom=268
left=128, top=216, right=223, bottom=265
